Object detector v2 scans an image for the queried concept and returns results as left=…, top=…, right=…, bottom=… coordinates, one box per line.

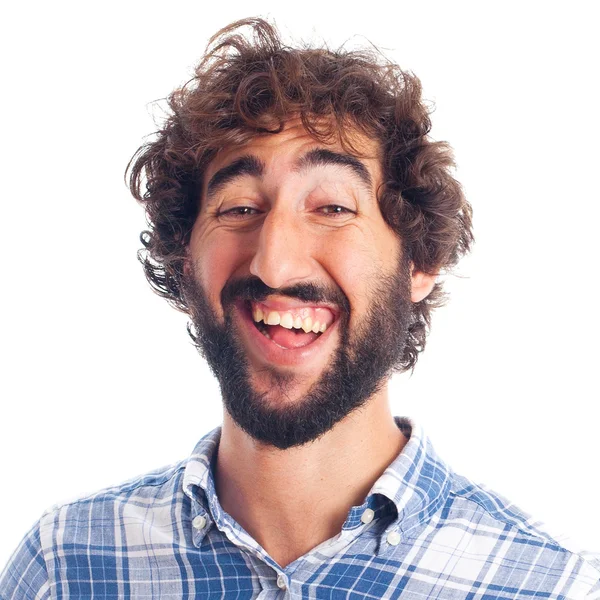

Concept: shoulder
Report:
left=439, top=471, right=600, bottom=597
left=46, top=459, right=188, bottom=510
left=0, top=459, right=191, bottom=600
left=38, top=458, right=189, bottom=539
left=448, top=472, right=597, bottom=552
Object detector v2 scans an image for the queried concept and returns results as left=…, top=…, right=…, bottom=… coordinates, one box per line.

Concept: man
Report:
left=1, top=17, right=598, bottom=599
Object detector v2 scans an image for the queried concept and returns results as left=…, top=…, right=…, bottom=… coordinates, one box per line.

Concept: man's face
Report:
left=184, top=119, right=422, bottom=449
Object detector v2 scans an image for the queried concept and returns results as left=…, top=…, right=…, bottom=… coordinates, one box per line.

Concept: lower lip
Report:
left=234, top=300, right=338, bottom=368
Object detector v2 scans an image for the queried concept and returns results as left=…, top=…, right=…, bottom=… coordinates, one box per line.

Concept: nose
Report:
left=249, top=208, right=314, bottom=289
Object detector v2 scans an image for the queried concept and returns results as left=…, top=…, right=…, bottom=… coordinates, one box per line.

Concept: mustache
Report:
left=221, top=276, right=350, bottom=313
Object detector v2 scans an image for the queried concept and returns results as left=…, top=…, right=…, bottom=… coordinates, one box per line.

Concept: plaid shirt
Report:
left=2, top=417, right=599, bottom=599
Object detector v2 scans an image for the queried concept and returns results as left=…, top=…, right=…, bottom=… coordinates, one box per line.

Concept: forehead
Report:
left=203, top=118, right=383, bottom=188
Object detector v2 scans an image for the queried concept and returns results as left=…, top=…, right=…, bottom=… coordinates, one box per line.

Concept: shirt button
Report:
left=192, top=515, right=207, bottom=530
left=276, top=574, right=287, bottom=590
left=361, top=508, right=375, bottom=524
left=386, top=531, right=401, bottom=546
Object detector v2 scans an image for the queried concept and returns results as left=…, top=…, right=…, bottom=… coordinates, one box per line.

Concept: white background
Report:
left=1, top=0, right=598, bottom=567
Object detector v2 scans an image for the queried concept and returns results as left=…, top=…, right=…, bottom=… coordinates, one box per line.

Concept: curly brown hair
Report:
left=127, top=17, right=474, bottom=372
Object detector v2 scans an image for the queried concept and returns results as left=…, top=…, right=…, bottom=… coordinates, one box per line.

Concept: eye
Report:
left=318, top=205, right=355, bottom=216
left=217, top=206, right=261, bottom=219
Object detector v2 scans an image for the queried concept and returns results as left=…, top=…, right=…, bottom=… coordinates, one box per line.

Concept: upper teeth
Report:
left=252, top=307, right=328, bottom=333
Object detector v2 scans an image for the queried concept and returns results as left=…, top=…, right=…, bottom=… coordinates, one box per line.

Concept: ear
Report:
left=410, top=264, right=437, bottom=303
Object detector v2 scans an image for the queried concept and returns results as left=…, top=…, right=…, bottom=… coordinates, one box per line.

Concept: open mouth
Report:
left=246, top=300, right=336, bottom=350
left=253, top=319, right=322, bottom=349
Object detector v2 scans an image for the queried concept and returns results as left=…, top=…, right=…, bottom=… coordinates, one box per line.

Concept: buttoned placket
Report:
left=250, top=559, right=291, bottom=599
left=190, top=501, right=290, bottom=598
left=225, top=506, right=386, bottom=599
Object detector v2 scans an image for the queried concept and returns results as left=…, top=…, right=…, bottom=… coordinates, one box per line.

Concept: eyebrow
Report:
left=204, top=148, right=373, bottom=203
left=294, top=148, right=373, bottom=192
left=205, top=155, right=265, bottom=202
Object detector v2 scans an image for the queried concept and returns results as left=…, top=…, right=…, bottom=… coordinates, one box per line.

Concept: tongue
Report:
left=267, top=325, right=320, bottom=349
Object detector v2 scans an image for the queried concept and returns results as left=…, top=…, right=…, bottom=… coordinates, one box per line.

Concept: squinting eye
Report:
left=217, top=206, right=260, bottom=218
left=319, top=205, right=354, bottom=216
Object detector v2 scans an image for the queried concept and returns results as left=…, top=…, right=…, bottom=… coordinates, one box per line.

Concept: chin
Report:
left=247, top=368, right=319, bottom=407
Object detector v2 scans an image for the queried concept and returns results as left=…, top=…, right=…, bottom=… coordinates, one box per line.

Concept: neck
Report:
left=214, top=386, right=406, bottom=568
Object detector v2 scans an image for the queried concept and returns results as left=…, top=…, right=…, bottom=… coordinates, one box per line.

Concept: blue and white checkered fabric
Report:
left=1, top=417, right=599, bottom=599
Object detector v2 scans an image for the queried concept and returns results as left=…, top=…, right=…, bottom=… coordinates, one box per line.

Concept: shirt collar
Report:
left=181, top=426, right=222, bottom=545
left=182, top=416, right=452, bottom=543
left=369, top=416, right=453, bottom=536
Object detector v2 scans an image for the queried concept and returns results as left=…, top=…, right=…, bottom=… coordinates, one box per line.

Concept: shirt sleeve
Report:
left=0, top=521, right=51, bottom=600
left=584, top=552, right=600, bottom=599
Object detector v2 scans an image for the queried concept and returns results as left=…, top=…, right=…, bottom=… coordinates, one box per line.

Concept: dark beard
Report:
left=181, top=259, right=414, bottom=450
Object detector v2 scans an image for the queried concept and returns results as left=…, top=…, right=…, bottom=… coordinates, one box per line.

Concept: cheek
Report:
left=316, top=231, right=380, bottom=311
left=190, top=230, right=250, bottom=308
left=316, top=224, right=401, bottom=315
